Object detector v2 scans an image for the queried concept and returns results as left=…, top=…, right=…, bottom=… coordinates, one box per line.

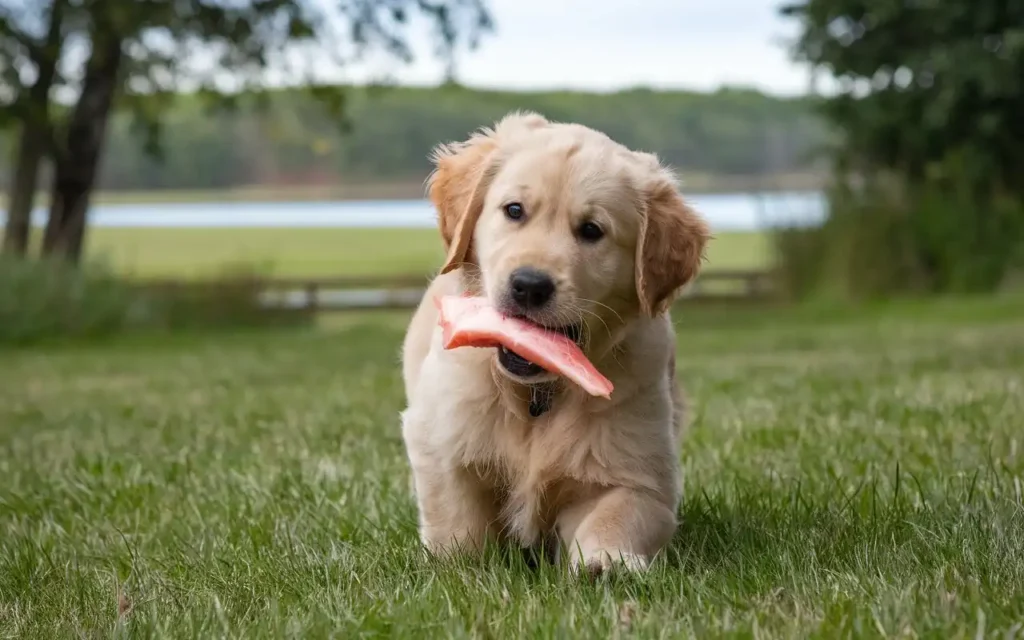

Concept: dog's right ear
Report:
left=428, top=132, right=498, bottom=274
left=428, top=111, right=548, bottom=274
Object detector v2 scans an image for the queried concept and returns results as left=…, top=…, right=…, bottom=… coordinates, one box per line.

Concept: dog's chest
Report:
left=475, top=402, right=612, bottom=539
left=412, top=345, right=663, bottom=544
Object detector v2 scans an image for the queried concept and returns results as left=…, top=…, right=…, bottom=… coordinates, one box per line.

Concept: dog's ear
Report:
left=428, top=111, right=548, bottom=274
left=428, top=132, right=498, bottom=274
left=635, top=162, right=710, bottom=316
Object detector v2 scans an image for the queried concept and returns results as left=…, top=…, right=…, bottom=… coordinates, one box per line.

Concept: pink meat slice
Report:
left=435, top=295, right=614, bottom=399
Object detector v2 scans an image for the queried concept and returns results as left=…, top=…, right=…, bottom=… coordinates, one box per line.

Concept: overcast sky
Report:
left=333, top=0, right=812, bottom=96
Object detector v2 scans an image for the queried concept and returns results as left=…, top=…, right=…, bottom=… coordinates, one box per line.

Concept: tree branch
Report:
left=0, top=8, right=43, bottom=58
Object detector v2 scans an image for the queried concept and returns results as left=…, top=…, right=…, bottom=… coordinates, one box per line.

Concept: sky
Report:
left=334, top=0, right=813, bottom=96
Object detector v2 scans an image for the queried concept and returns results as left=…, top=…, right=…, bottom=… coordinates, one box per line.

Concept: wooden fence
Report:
left=211, top=269, right=777, bottom=312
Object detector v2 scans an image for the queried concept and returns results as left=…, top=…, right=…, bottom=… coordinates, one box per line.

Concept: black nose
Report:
left=509, top=267, right=555, bottom=309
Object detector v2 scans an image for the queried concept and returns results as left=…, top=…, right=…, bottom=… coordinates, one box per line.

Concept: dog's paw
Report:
left=572, top=549, right=649, bottom=579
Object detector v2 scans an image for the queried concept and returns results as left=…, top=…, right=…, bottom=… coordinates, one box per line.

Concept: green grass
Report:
left=87, top=228, right=448, bottom=279
left=2, top=297, right=1023, bottom=637
left=86, top=228, right=770, bottom=280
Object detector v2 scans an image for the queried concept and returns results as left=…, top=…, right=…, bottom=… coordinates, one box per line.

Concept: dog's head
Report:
left=428, top=112, right=709, bottom=381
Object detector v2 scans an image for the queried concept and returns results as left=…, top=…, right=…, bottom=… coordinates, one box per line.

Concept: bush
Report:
left=0, top=257, right=137, bottom=345
left=773, top=171, right=1024, bottom=300
left=134, top=264, right=313, bottom=332
left=0, top=258, right=311, bottom=347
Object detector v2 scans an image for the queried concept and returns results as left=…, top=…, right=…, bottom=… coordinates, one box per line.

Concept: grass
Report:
left=85, top=228, right=770, bottom=280
left=2, top=296, right=1023, bottom=637
left=87, top=228, right=448, bottom=279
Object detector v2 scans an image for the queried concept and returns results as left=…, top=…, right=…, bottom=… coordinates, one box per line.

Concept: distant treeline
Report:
left=3, top=85, right=830, bottom=193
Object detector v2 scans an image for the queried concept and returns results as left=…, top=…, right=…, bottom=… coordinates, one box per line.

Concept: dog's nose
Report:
left=509, top=267, right=555, bottom=309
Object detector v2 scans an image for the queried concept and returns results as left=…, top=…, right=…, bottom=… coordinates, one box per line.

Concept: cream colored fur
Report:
left=400, top=112, right=710, bottom=575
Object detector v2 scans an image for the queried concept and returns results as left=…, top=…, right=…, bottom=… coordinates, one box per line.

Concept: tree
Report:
left=41, top=1, right=122, bottom=259
left=91, top=86, right=825, bottom=193
left=782, top=0, right=1024, bottom=187
left=2, top=0, right=493, bottom=262
left=779, top=0, right=1024, bottom=295
left=0, top=0, right=66, bottom=255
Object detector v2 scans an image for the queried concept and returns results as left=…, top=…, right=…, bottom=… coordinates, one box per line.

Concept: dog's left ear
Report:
left=635, top=165, right=711, bottom=316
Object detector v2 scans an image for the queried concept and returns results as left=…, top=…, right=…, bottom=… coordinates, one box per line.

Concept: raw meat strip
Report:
left=435, top=295, right=614, bottom=398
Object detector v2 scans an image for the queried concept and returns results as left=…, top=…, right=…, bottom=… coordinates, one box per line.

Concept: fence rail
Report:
left=138, top=269, right=777, bottom=312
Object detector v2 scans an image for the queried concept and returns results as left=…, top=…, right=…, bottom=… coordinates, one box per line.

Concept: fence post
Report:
left=305, top=282, right=318, bottom=312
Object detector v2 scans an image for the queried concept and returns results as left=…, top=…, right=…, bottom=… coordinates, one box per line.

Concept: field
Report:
left=85, top=228, right=771, bottom=279
left=2, top=296, right=1024, bottom=637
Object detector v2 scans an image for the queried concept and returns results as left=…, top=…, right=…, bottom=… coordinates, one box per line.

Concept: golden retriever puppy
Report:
left=400, top=112, right=709, bottom=575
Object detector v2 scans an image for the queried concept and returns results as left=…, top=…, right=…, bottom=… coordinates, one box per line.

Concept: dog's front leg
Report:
left=402, top=409, right=498, bottom=556
left=407, top=460, right=499, bottom=556
left=556, top=486, right=677, bottom=576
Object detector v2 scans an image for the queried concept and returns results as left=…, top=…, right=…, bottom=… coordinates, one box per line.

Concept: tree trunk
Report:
left=1, top=0, right=65, bottom=257
left=43, top=37, right=123, bottom=262
left=1, top=127, right=45, bottom=255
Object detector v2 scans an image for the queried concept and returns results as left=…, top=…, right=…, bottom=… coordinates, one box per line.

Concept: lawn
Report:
left=85, top=228, right=770, bottom=280
left=2, top=297, right=1023, bottom=637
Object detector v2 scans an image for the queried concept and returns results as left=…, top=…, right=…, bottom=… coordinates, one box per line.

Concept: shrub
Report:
left=773, top=170, right=1024, bottom=300
left=0, top=258, right=310, bottom=347
left=0, top=257, right=137, bottom=345
left=134, top=264, right=312, bottom=332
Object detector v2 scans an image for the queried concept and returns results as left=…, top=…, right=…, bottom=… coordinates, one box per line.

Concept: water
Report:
left=3, top=191, right=825, bottom=231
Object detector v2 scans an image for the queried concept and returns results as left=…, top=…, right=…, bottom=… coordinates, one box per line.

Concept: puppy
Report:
left=400, top=112, right=709, bottom=575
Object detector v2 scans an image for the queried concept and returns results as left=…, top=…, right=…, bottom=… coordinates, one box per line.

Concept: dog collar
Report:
left=529, top=384, right=555, bottom=418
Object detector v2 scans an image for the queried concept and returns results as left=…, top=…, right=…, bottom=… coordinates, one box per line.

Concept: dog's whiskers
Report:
left=565, top=301, right=629, bottom=369
left=577, top=297, right=624, bottom=326
left=551, top=305, right=591, bottom=351
left=562, top=303, right=613, bottom=353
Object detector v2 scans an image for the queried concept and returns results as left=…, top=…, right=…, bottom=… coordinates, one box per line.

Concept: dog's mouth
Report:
left=496, top=320, right=582, bottom=379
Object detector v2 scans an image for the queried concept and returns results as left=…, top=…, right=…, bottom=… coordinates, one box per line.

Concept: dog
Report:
left=400, top=112, right=710, bottom=575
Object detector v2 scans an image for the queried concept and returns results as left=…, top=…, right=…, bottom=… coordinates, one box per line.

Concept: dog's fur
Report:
left=400, top=112, right=710, bottom=575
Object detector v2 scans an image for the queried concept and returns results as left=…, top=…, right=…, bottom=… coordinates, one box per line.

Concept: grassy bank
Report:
left=2, top=297, right=1023, bottom=636
left=86, top=228, right=771, bottom=279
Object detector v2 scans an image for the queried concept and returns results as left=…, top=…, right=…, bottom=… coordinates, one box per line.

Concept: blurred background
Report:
left=3, top=4, right=1024, bottom=634
left=0, top=0, right=1021, bottom=339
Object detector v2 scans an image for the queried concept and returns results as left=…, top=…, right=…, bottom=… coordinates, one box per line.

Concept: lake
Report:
left=4, top=191, right=825, bottom=232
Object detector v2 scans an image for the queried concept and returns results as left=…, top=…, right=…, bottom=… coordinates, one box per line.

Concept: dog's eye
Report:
left=504, top=202, right=525, bottom=221
left=577, top=221, right=604, bottom=242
